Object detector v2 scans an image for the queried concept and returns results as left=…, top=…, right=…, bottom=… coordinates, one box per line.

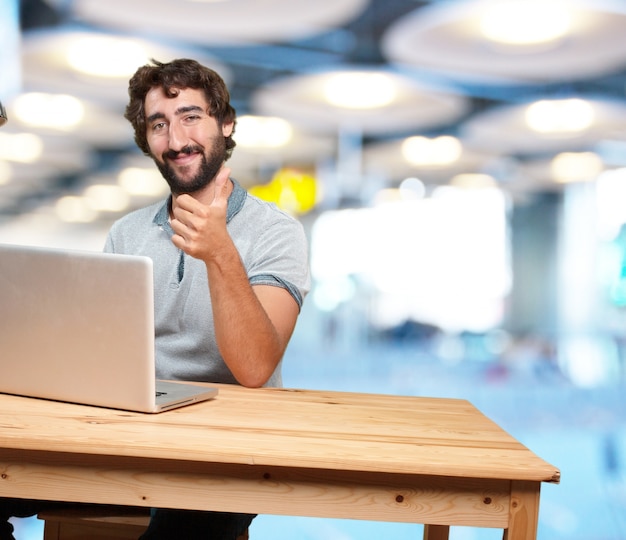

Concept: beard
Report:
left=154, top=135, right=226, bottom=195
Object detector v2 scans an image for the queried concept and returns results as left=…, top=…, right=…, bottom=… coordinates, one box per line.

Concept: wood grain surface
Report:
left=0, top=384, right=559, bottom=538
left=0, top=384, right=560, bottom=482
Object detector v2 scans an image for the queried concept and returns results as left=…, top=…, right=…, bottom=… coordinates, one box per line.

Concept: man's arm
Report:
left=169, top=168, right=301, bottom=387
left=204, top=250, right=299, bottom=387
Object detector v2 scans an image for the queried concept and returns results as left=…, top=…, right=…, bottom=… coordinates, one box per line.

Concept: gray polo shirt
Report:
left=104, top=180, right=310, bottom=387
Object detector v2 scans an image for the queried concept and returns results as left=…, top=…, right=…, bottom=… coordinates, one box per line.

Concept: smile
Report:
left=169, top=152, right=199, bottom=166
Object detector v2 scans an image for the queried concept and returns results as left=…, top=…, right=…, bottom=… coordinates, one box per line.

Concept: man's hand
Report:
left=169, top=165, right=300, bottom=387
left=170, top=166, right=231, bottom=261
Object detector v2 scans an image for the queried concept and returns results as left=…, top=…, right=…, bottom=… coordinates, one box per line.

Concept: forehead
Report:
left=144, top=86, right=209, bottom=116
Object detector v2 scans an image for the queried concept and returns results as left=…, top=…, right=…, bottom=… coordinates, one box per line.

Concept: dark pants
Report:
left=0, top=498, right=69, bottom=540
left=139, top=508, right=255, bottom=539
left=0, top=498, right=255, bottom=540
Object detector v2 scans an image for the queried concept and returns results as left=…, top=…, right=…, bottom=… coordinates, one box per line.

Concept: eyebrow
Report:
left=146, top=105, right=205, bottom=124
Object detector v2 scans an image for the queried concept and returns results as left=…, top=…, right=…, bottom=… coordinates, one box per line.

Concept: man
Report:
left=110, top=56, right=310, bottom=539
left=111, top=58, right=309, bottom=390
left=0, top=58, right=310, bottom=539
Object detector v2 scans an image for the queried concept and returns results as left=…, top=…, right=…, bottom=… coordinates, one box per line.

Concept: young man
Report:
left=111, top=58, right=309, bottom=390
left=0, top=58, right=310, bottom=539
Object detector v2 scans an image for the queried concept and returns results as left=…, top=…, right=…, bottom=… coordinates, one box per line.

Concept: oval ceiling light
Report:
left=13, top=93, right=84, bottom=130
left=235, top=115, right=293, bottom=148
left=55, top=196, right=98, bottom=223
left=451, top=173, right=497, bottom=189
left=381, top=0, right=626, bottom=83
left=67, top=35, right=149, bottom=78
left=324, top=72, right=396, bottom=109
left=21, top=29, right=230, bottom=108
left=525, top=98, right=594, bottom=134
left=551, top=151, right=603, bottom=183
left=84, top=184, right=130, bottom=212
left=459, top=97, right=626, bottom=156
left=480, top=1, right=571, bottom=46
left=0, top=161, right=12, bottom=185
left=401, top=135, right=462, bottom=166
left=72, top=0, right=368, bottom=45
left=0, top=132, right=43, bottom=163
left=118, top=167, right=169, bottom=197
left=253, top=68, right=468, bottom=135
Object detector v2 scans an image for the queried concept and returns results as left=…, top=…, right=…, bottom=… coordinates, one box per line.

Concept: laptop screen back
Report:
left=0, top=243, right=158, bottom=411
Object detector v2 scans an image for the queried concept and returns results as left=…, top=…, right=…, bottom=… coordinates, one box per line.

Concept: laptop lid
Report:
left=0, top=243, right=217, bottom=413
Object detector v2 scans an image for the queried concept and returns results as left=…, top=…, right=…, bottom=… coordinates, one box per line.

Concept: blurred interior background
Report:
left=2, top=0, right=626, bottom=538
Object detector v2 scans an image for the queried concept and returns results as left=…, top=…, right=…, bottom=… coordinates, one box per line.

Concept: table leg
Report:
left=423, top=524, right=449, bottom=540
left=503, top=480, right=541, bottom=540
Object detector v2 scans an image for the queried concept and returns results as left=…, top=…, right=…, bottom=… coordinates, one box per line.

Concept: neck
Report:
left=169, top=177, right=233, bottom=216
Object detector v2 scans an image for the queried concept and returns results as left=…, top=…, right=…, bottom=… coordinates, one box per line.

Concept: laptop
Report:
left=0, top=242, right=218, bottom=413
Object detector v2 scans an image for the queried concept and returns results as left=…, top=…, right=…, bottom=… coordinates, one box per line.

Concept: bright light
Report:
left=118, top=167, right=168, bottom=197
left=67, top=36, right=148, bottom=78
left=401, top=135, right=462, bottom=166
left=0, top=132, right=43, bottom=163
left=551, top=152, right=603, bottom=183
left=372, top=188, right=403, bottom=205
left=526, top=99, right=594, bottom=134
left=13, top=93, right=84, bottom=129
left=311, top=188, right=510, bottom=332
left=84, top=184, right=130, bottom=212
left=559, top=335, right=619, bottom=388
left=480, top=1, right=571, bottom=45
left=451, top=173, right=497, bottom=189
left=324, top=72, right=396, bottom=109
left=399, top=177, right=426, bottom=199
left=0, top=161, right=11, bottom=185
left=235, top=115, right=293, bottom=148
left=312, top=276, right=356, bottom=312
left=596, top=168, right=626, bottom=240
left=55, top=196, right=98, bottom=223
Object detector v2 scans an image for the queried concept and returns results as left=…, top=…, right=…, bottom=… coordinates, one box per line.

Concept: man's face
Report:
left=144, top=86, right=233, bottom=194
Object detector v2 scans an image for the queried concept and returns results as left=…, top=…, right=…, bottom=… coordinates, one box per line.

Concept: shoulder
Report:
left=105, top=200, right=166, bottom=253
left=239, top=191, right=303, bottom=230
left=110, top=200, right=165, bottom=232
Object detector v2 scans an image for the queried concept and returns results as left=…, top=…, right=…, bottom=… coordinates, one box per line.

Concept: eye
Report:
left=151, top=121, right=167, bottom=131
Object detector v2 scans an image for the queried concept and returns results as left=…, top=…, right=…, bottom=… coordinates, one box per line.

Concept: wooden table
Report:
left=0, top=384, right=559, bottom=539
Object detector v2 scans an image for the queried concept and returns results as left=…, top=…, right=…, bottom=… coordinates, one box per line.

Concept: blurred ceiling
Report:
left=3, top=0, right=626, bottom=233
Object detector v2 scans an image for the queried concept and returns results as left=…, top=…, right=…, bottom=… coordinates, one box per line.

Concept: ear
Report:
left=222, top=121, right=234, bottom=137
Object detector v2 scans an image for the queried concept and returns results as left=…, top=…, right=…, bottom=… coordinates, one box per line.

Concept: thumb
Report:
left=213, top=166, right=231, bottom=203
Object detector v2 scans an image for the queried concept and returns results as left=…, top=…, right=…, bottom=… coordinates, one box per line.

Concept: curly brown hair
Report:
left=124, top=58, right=236, bottom=160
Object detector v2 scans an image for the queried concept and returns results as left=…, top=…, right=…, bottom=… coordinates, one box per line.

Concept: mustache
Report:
left=163, top=145, right=204, bottom=160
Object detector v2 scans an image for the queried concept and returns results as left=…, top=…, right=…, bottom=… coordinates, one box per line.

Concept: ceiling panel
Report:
left=1, top=0, right=625, bottom=237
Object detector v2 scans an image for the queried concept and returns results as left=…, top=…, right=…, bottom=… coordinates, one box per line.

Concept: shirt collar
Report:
left=153, top=178, right=247, bottom=228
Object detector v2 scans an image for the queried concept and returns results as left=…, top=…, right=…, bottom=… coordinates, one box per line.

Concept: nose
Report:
left=168, top=121, right=187, bottom=152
